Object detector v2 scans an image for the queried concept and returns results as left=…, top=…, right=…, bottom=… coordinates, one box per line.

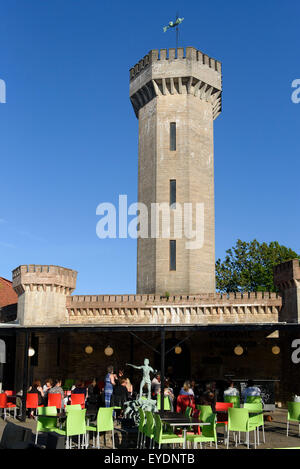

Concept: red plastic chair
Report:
left=0, top=393, right=17, bottom=419
left=48, top=393, right=62, bottom=409
left=26, top=393, right=44, bottom=416
left=4, top=390, right=15, bottom=405
left=215, top=402, right=233, bottom=440
left=216, top=402, right=233, bottom=422
left=70, top=393, right=85, bottom=409
left=215, top=402, right=233, bottom=412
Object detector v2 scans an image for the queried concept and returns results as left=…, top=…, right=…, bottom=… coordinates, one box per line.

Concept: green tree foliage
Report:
left=216, top=239, right=299, bottom=293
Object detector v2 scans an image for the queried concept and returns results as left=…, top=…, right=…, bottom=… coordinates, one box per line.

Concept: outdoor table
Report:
left=159, top=411, right=210, bottom=449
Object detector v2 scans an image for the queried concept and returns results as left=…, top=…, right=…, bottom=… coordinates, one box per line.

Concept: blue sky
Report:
left=0, top=0, right=299, bottom=294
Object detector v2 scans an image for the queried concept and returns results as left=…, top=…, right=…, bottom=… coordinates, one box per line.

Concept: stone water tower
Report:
left=130, top=47, right=222, bottom=295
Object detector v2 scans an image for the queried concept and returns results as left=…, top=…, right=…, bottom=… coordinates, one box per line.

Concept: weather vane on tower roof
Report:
left=163, top=13, right=184, bottom=49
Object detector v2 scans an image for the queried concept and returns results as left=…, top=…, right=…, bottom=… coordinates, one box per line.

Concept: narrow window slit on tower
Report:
left=170, top=240, right=176, bottom=271
left=170, top=122, right=176, bottom=151
left=170, top=180, right=176, bottom=208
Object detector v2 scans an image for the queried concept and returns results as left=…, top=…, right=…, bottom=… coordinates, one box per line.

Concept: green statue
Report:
left=126, top=358, right=156, bottom=400
left=163, top=17, right=184, bottom=33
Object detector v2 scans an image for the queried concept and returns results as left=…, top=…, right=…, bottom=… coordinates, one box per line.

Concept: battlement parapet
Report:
left=129, top=47, right=222, bottom=120
left=67, top=291, right=280, bottom=306
left=13, top=265, right=77, bottom=296
left=66, top=291, right=281, bottom=326
left=130, top=47, right=222, bottom=81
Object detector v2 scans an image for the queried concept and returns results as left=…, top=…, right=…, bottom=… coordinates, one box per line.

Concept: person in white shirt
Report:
left=151, top=373, right=161, bottom=396
left=242, top=380, right=261, bottom=402
left=224, top=380, right=240, bottom=397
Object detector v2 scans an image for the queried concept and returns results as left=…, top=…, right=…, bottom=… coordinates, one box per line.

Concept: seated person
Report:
left=72, top=380, right=87, bottom=397
left=242, top=380, right=261, bottom=402
left=48, top=378, right=65, bottom=408
left=224, top=380, right=240, bottom=397
left=28, top=380, right=45, bottom=417
left=179, top=381, right=194, bottom=396
left=42, top=378, right=53, bottom=403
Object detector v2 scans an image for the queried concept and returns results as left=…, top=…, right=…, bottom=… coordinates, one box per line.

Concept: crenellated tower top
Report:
left=129, top=46, right=222, bottom=119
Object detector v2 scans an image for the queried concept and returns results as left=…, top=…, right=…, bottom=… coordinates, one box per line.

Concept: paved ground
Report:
left=0, top=409, right=299, bottom=449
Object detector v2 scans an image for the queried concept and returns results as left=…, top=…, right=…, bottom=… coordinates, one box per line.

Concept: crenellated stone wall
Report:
left=66, top=291, right=281, bottom=325
left=10, top=263, right=300, bottom=326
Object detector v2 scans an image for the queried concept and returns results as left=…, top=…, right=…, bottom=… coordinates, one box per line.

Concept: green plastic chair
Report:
left=35, top=406, right=58, bottom=444
left=225, top=395, right=240, bottom=408
left=65, top=404, right=82, bottom=413
left=197, top=405, right=213, bottom=423
left=157, top=395, right=171, bottom=411
left=153, top=413, right=185, bottom=449
left=86, top=407, right=115, bottom=449
left=227, top=407, right=258, bottom=449
left=287, top=402, right=300, bottom=437
left=143, top=411, right=155, bottom=448
left=137, top=407, right=146, bottom=448
left=187, top=413, right=218, bottom=449
left=246, top=396, right=262, bottom=404
left=244, top=403, right=265, bottom=444
left=56, top=408, right=87, bottom=449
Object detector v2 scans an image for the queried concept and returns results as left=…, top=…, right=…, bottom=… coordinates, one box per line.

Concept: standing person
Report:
left=104, top=366, right=116, bottom=407
left=164, top=379, right=174, bottom=398
left=117, top=369, right=124, bottom=380
left=199, top=382, right=216, bottom=411
left=86, top=378, right=100, bottom=417
left=191, top=379, right=200, bottom=401
left=87, top=378, right=99, bottom=403
left=124, top=378, right=133, bottom=399
left=164, top=378, right=174, bottom=409
left=151, top=373, right=161, bottom=397
left=211, top=381, right=220, bottom=402
left=112, top=378, right=129, bottom=409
